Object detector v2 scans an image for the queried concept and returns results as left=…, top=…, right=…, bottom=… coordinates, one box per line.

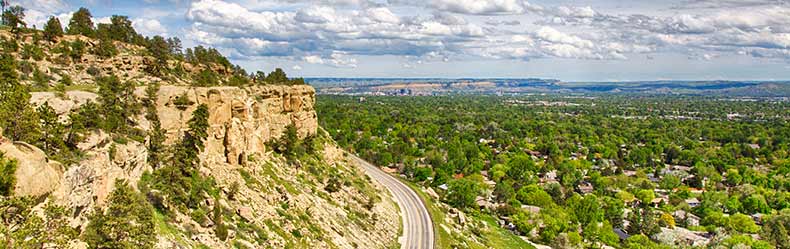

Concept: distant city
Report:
left=308, top=78, right=790, bottom=97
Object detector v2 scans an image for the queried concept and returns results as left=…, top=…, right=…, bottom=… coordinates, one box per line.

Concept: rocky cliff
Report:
left=151, top=85, right=318, bottom=165
left=1, top=85, right=399, bottom=248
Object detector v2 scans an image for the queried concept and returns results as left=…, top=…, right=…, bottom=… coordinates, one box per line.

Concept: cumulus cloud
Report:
left=185, top=0, right=495, bottom=60
left=133, top=18, right=168, bottom=36
left=14, top=0, right=71, bottom=28
left=418, top=0, right=542, bottom=15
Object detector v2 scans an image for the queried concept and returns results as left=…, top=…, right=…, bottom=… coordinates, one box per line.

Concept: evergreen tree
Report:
left=0, top=153, right=16, bottom=196
left=166, top=37, right=183, bottom=58
left=151, top=104, right=211, bottom=209
left=213, top=196, right=228, bottom=241
left=266, top=68, right=288, bottom=84
left=96, top=75, right=138, bottom=133
left=42, top=16, right=63, bottom=42
left=92, top=38, right=118, bottom=58
left=186, top=104, right=209, bottom=151
left=2, top=6, right=25, bottom=35
left=145, top=83, right=165, bottom=168
left=146, top=36, right=170, bottom=76
left=67, top=7, right=94, bottom=37
left=36, top=102, right=65, bottom=155
left=762, top=209, right=790, bottom=248
left=83, top=180, right=156, bottom=248
left=106, top=15, right=140, bottom=43
left=0, top=198, right=77, bottom=247
left=0, top=53, right=39, bottom=142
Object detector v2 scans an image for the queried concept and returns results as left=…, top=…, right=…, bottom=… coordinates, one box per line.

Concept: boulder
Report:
left=0, top=141, right=63, bottom=197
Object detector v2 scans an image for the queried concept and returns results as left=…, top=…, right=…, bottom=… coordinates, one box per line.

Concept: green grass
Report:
left=65, top=84, right=98, bottom=92
left=471, top=212, right=535, bottom=249
left=154, top=210, right=192, bottom=246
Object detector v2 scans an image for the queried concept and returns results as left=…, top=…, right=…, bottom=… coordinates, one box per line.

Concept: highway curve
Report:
left=351, top=155, right=435, bottom=249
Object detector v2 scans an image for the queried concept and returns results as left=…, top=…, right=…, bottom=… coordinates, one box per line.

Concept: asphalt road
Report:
left=351, top=155, right=435, bottom=249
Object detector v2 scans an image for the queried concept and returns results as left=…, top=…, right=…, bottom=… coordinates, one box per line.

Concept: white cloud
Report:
left=133, top=18, right=168, bottom=36
left=402, top=0, right=542, bottom=15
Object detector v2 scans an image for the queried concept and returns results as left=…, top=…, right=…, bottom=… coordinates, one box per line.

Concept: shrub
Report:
left=0, top=153, right=17, bottom=196
left=191, top=208, right=208, bottom=226
left=192, top=69, right=219, bottom=87
left=93, top=38, right=118, bottom=58
left=20, top=44, right=44, bottom=61
left=83, top=180, right=156, bottom=248
left=173, top=92, right=194, bottom=110
left=69, top=41, right=86, bottom=61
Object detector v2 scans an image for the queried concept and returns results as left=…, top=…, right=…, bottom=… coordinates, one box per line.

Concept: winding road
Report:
left=351, top=155, right=435, bottom=249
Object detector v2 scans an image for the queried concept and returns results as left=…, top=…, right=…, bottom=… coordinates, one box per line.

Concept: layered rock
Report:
left=151, top=85, right=318, bottom=165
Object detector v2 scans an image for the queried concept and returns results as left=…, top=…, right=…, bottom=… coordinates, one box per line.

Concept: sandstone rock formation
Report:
left=0, top=140, right=63, bottom=197
left=151, top=85, right=318, bottom=165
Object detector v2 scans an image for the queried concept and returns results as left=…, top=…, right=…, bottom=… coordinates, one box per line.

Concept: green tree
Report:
left=506, top=154, right=537, bottom=186
left=627, top=208, right=660, bottom=236
left=728, top=213, right=760, bottom=234
left=444, top=178, right=480, bottom=209
left=0, top=53, right=39, bottom=142
left=0, top=198, right=78, bottom=248
left=67, top=7, right=94, bottom=37
left=186, top=104, right=209, bottom=151
left=511, top=209, right=536, bottom=235
left=36, top=102, right=65, bottom=154
left=83, top=180, right=156, bottom=248
left=144, top=83, right=165, bottom=168
left=743, top=194, right=770, bottom=214
left=92, top=38, right=118, bottom=58
left=602, top=196, right=625, bottom=227
left=43, top=16, right=64, bottom=42
left=0, top=153, right=16, bottom=196
left=101, top=15, right=140, bottom=43
left=150, top=104, right=212, bottom=209
left=2, top=6, right=25, bottom=35
left=266, top=68, right=288, bottom=84
left=213, top=196, right=227, bottom=240
left=96, top=75, right=138, bottom=133
left=569, top=194, right=603, bottom=225
left=762, top=209, right=790, bottom=248
left=193, top=69, right=219, bottom=86
left=69, top=40, right=86, bottom=62
left=145, top=36, right=169, bottom=76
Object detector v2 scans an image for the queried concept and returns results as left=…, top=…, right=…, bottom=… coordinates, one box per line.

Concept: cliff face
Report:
left=3, top=85, right=399, bottom=248
left=152, top=85, right=318, bottom=165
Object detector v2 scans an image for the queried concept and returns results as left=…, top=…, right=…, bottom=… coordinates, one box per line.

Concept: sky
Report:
left=11, top=0, right=790, bottom=81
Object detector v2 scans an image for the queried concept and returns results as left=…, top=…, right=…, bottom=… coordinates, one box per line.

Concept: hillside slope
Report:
left=0, top=24, right=399, bottom=249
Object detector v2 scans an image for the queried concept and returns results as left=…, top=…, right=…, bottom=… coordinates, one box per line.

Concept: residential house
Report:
left=685, top=198, right=701, bottom=208
left=577, top=182, right=595, bottom=195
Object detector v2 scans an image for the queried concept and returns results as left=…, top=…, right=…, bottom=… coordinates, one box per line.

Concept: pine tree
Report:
left=0, top=197, right=77, bottom=247
left=36, top=102, right=65, bottom=155
left=0, top=53, right=39, bottom=142
left=186, top=104, right=209, bottom=151
left=145, top=83, right=165, bottom=168
left=2, top=6, right=25, bottom=35
left=0, top=153, right=16, bottom=196
left=67, top=7, right=94, bottom=37
left=145, top=36, right=170, bottom=76
left=83, top=180, right=155, bottom=248
left=42, top=16, right=63, bottom=42
left=96, top=75, right=138, bottom=133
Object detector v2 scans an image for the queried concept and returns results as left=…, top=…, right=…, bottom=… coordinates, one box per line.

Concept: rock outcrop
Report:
left=0, top=139, right=63, bottom=197
left=151, top=85, right=318, bottom=165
